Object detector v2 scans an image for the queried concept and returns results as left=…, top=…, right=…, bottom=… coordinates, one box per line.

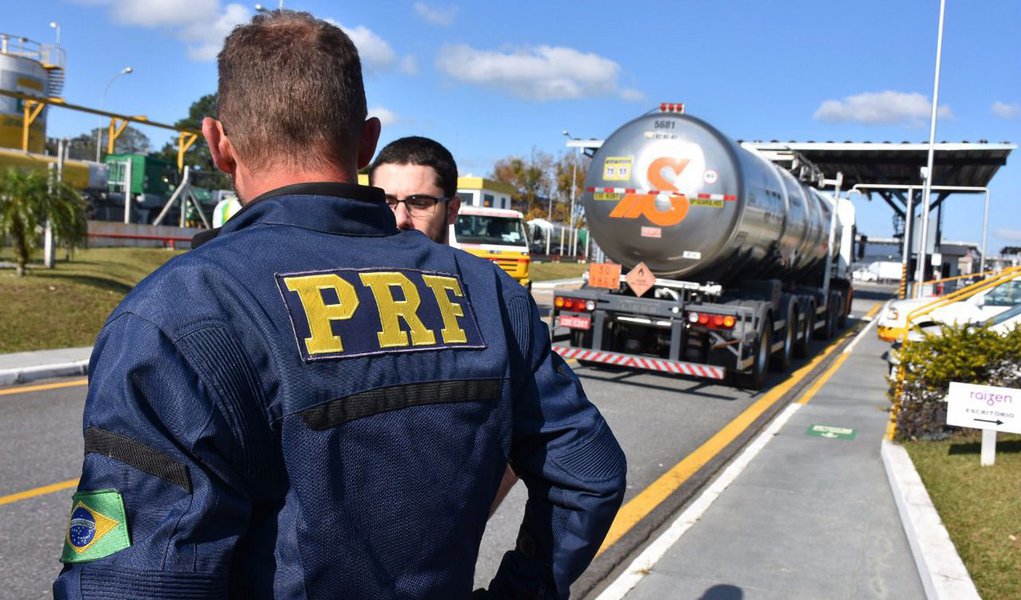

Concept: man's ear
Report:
left=202, top=117, right=237, bottom=176
left=446, top=196, right=461, bottom=226
left=357, top=116, right=381, bottom=170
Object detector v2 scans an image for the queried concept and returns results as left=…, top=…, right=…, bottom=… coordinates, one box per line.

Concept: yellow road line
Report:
left=0, top=378, right=88, bottom=397
left=796, top=353, right=851, bottom=405
left=0, top=478, right=78, bottom=506
left=596, top=323, right=859, bottom=555
left=796, top=304, right=879, bottom=406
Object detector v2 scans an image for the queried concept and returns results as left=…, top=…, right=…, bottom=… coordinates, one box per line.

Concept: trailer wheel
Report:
left=737, top=326, right=770, bottom=390
left=836, top=290, right=849, bottom=328
left=793, top=307, right=811, bottom=358
left=770, top=313, right=794, bottom=372
left=824, top=299, right=838, bottom=339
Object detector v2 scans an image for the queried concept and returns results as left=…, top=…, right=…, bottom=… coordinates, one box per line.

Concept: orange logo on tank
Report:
left=609, top=157, right=691, bottom=226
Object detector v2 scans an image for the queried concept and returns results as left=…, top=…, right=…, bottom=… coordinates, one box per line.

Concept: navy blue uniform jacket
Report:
left=54, top=183, right=626, bottom=599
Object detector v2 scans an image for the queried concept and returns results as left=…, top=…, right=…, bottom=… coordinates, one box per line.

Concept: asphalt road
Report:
left=0, top=293, right=888, bottom=600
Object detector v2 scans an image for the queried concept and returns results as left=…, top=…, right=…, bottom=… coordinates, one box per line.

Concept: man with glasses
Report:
left=369, top=136, right=461, bottom=244
left=370, top=137, right=519, bottom=515
left=55, top=12, right=624, bottom=600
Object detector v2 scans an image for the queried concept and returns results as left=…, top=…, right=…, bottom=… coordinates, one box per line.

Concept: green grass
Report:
left=0, top=248, right=587, bottom=353
left=904, top=431, right=1021, bottom=599
left=0, top=247, right=182, bottom=352
left=531, top=261, right=588, bottom=281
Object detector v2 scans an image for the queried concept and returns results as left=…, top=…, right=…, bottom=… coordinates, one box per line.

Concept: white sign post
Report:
left=946, top=382, right=1020, bottom=466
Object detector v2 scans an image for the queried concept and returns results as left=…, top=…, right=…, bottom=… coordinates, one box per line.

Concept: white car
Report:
left=887, top=301, right=1021, bottom=374
left=853, top=269, right=878, bottom=282
left=876, top=273, right=1021, bottom=342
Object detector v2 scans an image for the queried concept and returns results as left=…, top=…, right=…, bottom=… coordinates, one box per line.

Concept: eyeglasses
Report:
left=384, top=194, right=449, bottom=217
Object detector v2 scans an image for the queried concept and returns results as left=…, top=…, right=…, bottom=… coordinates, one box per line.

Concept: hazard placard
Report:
left=588, top=263, right=622, bottom=289
left=625, top=262, right=655, bottom=298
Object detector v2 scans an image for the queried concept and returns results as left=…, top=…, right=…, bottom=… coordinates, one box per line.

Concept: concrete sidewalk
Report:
left=595, top=322, right=979, bottom=600
left=0, top=346, right=91, bottom=386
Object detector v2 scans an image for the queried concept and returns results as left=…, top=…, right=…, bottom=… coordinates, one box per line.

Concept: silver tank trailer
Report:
left=584, top=112, right=834, bottom=284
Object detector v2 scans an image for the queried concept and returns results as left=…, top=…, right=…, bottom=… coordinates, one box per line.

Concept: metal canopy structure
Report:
left=746, top=141, right=1015, bottom=282
left=743, top=141, right=1013, bottom=191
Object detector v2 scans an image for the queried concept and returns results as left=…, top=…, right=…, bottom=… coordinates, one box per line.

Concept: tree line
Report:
left=48, top=92, right=590, bottom=226
left=3, top=93, right=590, bottom=276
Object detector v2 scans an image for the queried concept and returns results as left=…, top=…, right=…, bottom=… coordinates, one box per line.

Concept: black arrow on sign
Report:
left=974, top=418, right=1004, bottom=425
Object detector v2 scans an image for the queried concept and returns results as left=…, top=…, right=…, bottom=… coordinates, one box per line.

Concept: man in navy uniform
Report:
left=54, top=10, right=625, bottom=599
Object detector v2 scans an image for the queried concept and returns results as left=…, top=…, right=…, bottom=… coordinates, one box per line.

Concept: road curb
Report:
left=881, top=439, right=980, bottom=600
left=532, top=277, right=583, bottom=290
left=0, top=360, right=89, bottom=387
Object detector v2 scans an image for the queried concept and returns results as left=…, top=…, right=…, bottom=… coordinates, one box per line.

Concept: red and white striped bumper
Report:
left=553, top=345, right=726, bottom=380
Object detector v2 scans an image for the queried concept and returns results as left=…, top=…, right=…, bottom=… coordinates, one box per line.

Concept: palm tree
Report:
left=0, top=167, right=88, bottom=277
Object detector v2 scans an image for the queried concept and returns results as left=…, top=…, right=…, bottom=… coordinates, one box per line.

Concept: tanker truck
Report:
left=551, top=106, right=855, bottom=388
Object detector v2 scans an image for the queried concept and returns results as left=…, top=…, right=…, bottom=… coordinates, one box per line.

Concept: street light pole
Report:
left=95, top=66, right=133, bottom=162
left=48, top=21, right=60, bottom=45
left=915, top=0, right=946, bottom=293
left=563, top=130, right=578, bottom=258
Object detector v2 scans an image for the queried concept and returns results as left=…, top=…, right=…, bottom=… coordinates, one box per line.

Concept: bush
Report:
left=891, top=324, right=1021, bottom=440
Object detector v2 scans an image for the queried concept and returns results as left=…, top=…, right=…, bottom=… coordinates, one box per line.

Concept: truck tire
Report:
left=824, top=300, right=837, bottom=339
left=793, top=306, right=811, bottom=358
left=770, top=313, right=794, bottom=372
left=836, top=290, right=848, bottom=328
left=736, top=326, right=770, bottom=390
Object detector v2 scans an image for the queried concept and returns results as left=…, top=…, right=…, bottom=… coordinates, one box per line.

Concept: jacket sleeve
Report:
left=53, top=313, right=275, bottom=599
left=488, top=294, right=627, bottom=599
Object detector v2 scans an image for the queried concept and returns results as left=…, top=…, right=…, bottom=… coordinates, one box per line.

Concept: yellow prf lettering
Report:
left=284, top=274, right=359, bottom=355
left=422, top=275, right=469, bottom=344
left=358, top=272, right=437, bottom=348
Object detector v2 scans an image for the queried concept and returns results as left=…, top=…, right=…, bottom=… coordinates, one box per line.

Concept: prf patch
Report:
left=60, top=490, right=130, bottom=563
left=277, top=268, right=486, bottom=361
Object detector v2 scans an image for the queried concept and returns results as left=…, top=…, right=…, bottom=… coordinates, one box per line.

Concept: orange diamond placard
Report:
left=625, top=262, right=656, bottom=297
left=588, top=263, right=622, bottom=289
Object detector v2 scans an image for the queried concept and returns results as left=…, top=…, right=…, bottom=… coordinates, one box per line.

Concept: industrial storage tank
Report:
left=0, top=147, right=108, bottom=190
left=583, top=109, right=834, bottom=285
left=0, top=33, right=64, bottom=153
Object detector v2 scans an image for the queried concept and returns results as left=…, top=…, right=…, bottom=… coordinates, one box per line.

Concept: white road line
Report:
left=595, top=403, right=803, bottom=600
left=844, top=312, right=879, bottom=355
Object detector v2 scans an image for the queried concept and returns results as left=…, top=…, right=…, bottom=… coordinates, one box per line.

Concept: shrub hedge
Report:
left=890, top=324, right=1021, bottom=440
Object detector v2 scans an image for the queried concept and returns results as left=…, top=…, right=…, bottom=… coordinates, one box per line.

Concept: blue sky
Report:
left=9, top=0, right=1021, bottom=253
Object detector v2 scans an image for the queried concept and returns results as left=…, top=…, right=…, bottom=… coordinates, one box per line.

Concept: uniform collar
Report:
left=193, top=182, right=396, bottom=248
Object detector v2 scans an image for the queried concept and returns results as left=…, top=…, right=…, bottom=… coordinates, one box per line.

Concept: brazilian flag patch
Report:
left=60, top=489, right=130, bottom=563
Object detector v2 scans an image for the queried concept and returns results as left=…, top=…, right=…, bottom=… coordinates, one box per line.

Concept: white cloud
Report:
left=111, top=0, right=220, bottom=27
left=399, top=56, right=418, bottom=75
left=79, top=0, right=248, bottom=61
left=992, top=101, right=1020, bottom=119
left=414, top=2, right=458, bottom=27
left=180, top=3, right=250, bottom=61
left=994, top=228, right=1021, bottom=242
left=341, top=24, right=397, bottom=74
left=619, top=88, right=645, bottom=102
left=83, top=3, right=410, bottom=69
left=813, top=91, right=952, bottom=126
left=436, top=44, right=639, bottom=102
left=323, top=19, right=413, bottom=76
left=369, top=106, right=399, bottom=126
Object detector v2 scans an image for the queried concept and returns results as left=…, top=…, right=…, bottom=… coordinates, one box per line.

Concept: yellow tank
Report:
left=0, top=34, right=63, bottom=153
left=0, top=147, right=108, bottom=190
